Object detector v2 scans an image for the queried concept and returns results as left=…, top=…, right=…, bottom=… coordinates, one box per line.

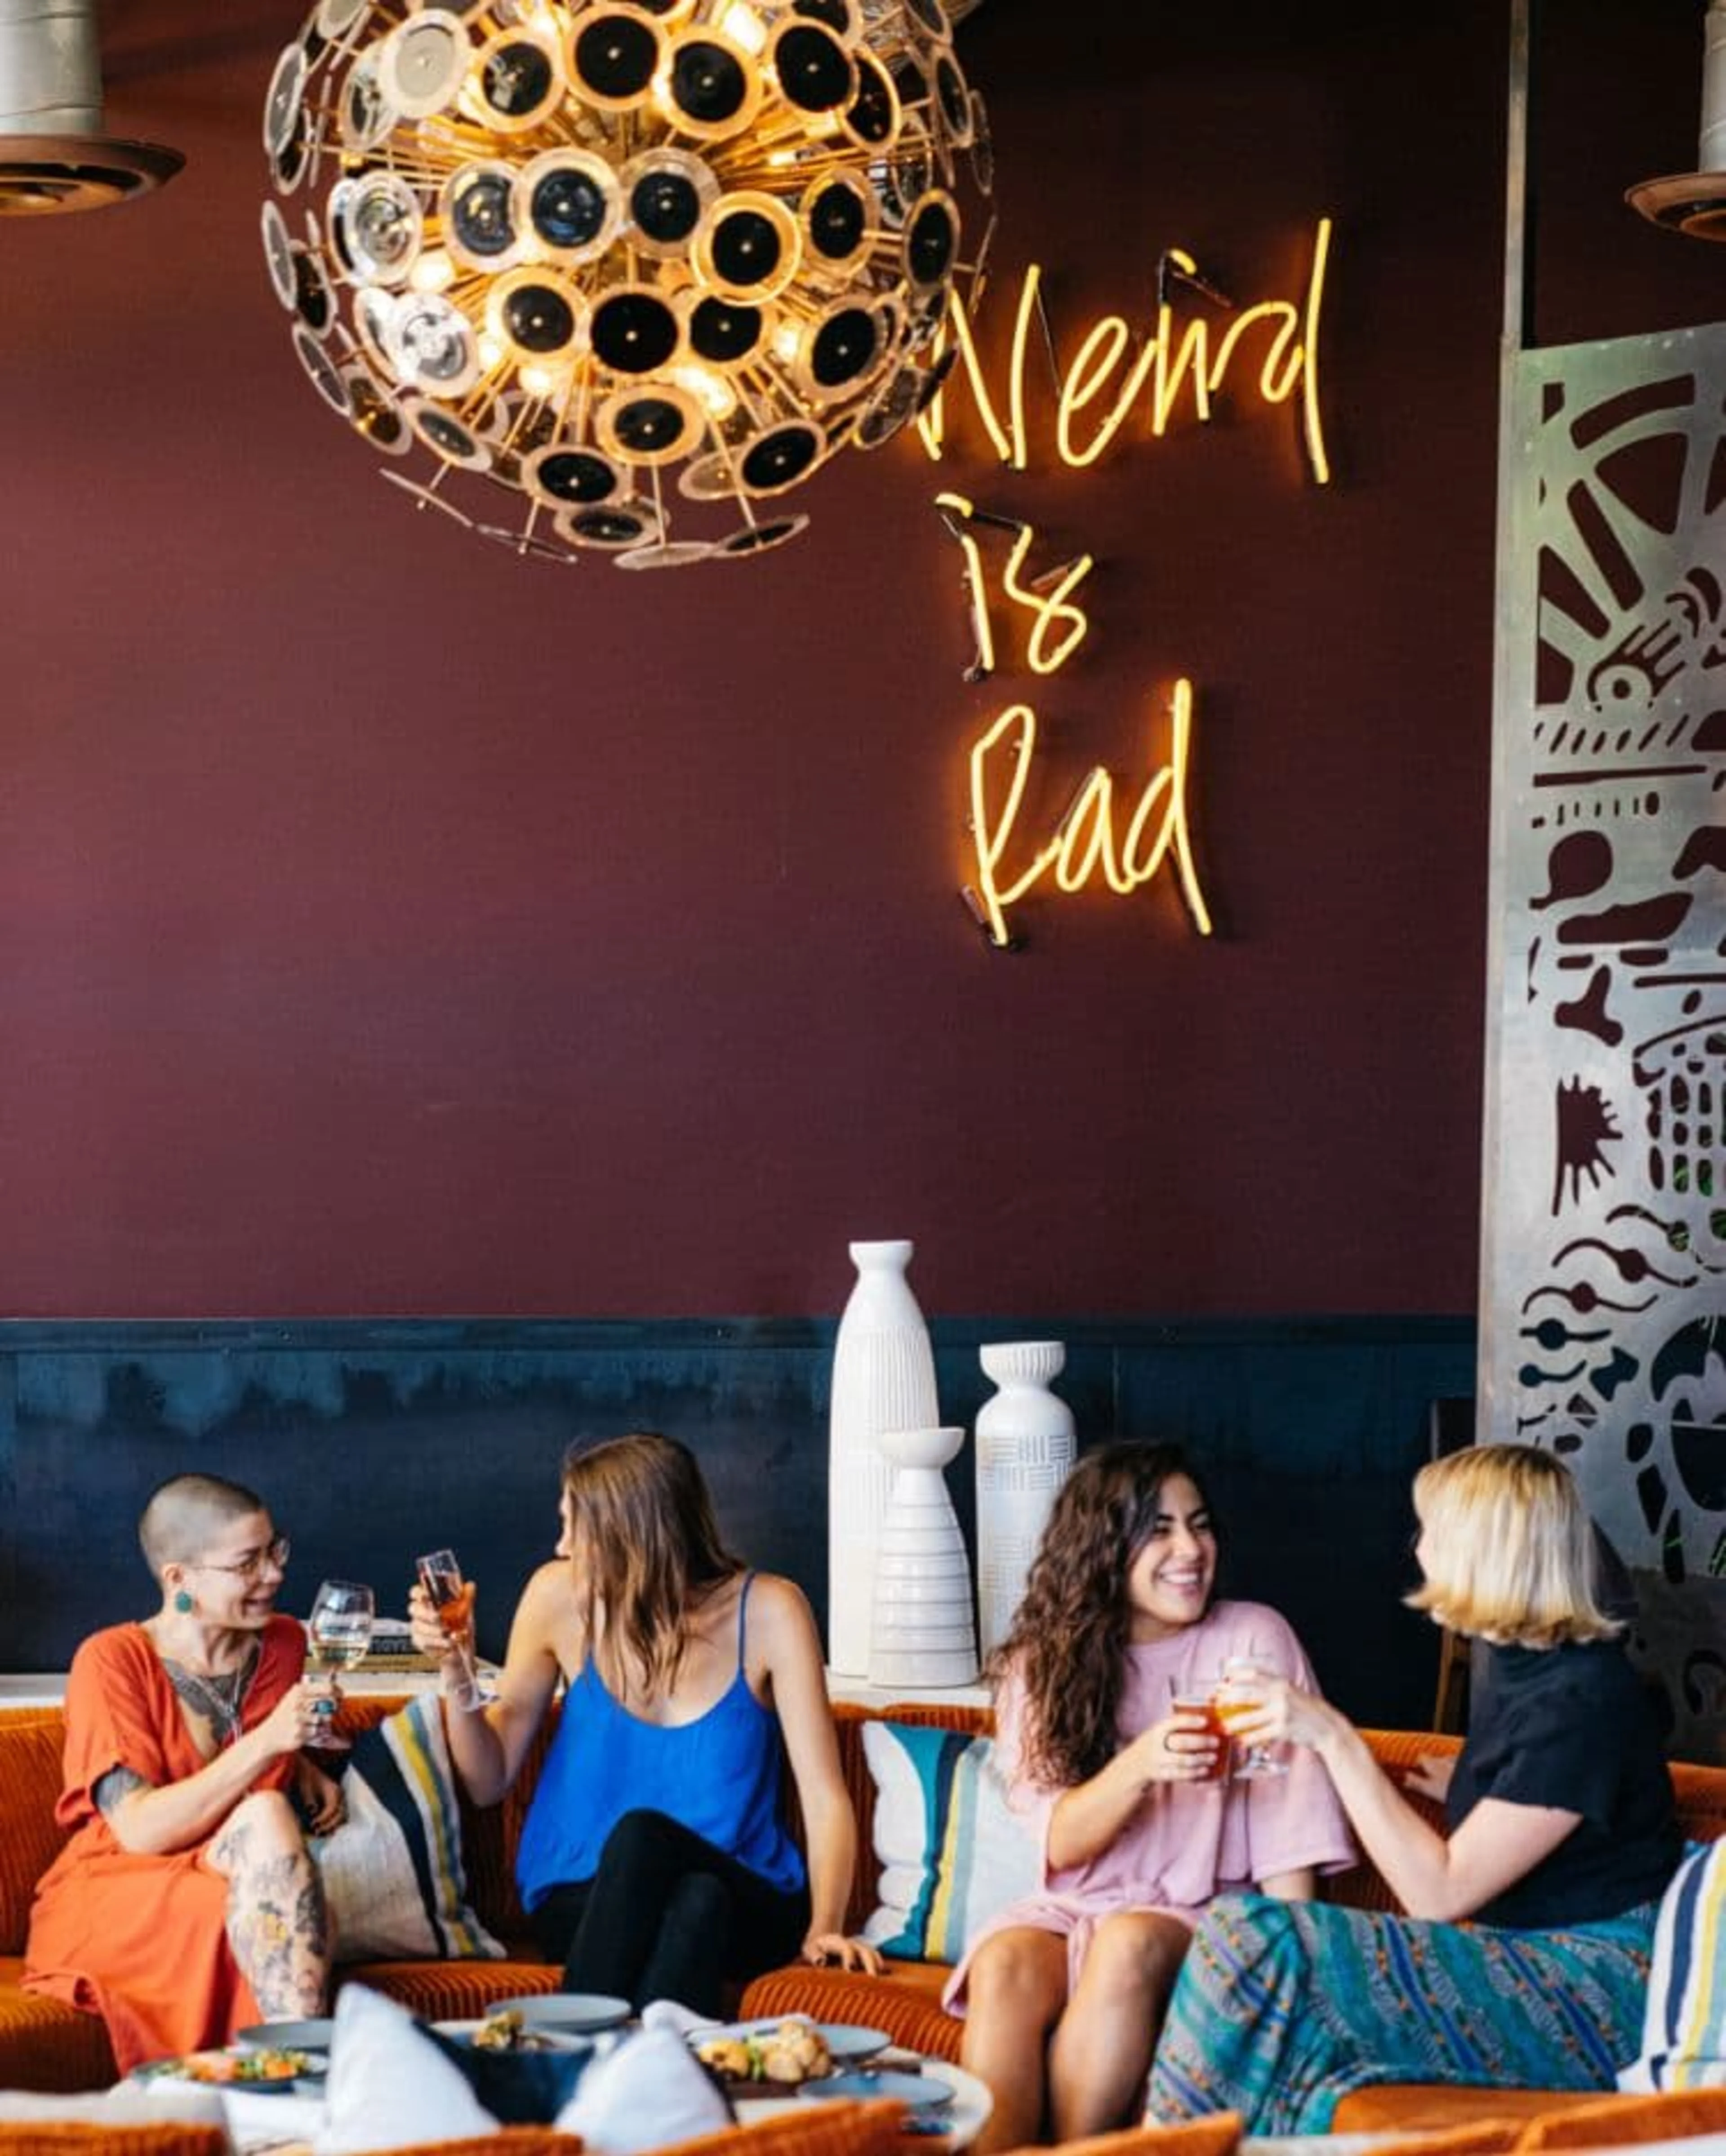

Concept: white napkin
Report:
left=315, top=1984, right=496, bottom=2156
left=553, top=2023, right=732, bottom=2155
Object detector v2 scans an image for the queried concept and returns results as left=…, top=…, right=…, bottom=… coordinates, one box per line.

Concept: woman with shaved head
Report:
left=23, top=1472, right=339, bottom=2073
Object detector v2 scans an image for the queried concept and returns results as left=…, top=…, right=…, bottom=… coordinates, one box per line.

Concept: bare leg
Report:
left=209, top=1790, right=331, bottom=2020
left=1048, top=1910, right=1191, bottom=2142
left=960, top=1927, right=1069, bottom=2155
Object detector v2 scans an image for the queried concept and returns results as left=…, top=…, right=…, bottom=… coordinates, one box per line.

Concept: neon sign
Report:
left=930, top=221, right=1335, bottom=948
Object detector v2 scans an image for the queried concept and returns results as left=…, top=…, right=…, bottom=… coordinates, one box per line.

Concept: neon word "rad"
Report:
left=967, top=682, right=1214, bottom=950
left=920, top=218, right=1333, bottom=480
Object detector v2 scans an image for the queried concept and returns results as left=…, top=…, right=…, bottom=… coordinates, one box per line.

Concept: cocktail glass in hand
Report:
left=1168, top=1678, right=1230, bottom=1784
left=306, top=1579, right=375, bottom=1752
left=416, top=1548, right=496, bottom=1704
left=1217, top=1653, right=1288, bottom=1780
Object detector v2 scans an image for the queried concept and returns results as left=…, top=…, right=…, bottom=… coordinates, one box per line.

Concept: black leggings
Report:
left=529, top=1809, right=812, bottom=2018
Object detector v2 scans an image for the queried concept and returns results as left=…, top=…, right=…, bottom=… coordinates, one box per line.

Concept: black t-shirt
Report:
left=1447, top=1638, right=1681, bottom=1929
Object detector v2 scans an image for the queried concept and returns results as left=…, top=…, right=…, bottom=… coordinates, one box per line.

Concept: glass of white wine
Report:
left=305, top=1578, right=375, bottom=1752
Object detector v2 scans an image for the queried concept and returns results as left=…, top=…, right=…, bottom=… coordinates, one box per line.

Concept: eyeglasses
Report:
left=191, top=1535, right=290, bottom=1581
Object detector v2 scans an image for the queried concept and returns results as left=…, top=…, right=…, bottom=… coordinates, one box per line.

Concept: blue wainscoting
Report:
left=0, top=1315, right=1475, bottom=1729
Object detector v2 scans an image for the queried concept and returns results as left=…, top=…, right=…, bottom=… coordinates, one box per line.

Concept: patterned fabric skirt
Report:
left=1145, top=1890, right=1659, bottom=2137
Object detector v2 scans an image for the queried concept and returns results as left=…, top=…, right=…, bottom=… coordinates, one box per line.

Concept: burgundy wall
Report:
left=1, top=0, right=1718, bottom=1320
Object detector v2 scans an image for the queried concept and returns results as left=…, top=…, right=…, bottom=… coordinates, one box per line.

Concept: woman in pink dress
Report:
left=947, top=1440, right=1356, bottom=2153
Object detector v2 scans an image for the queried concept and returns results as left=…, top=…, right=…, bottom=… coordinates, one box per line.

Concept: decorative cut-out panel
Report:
left=1483, top=322, right=1726, bottom=1762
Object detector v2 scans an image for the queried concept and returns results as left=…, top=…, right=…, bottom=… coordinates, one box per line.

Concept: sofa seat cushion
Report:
left=334, top=1956, right=558, bottom=2026
left=0, top=1960, right=118, bottom=2094
left=736, top=1959, right=960, bottom=2063
left=1330, top=2085, right=1615, bottom=2133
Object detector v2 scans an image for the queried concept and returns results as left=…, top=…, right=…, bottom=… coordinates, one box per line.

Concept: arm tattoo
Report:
left=94, top=1764, right=154, bottom=1818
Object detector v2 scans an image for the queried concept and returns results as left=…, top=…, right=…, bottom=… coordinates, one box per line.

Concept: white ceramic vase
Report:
left=868, top=1424, right=980, bottom=1689
left=974, top=1340, right=1077, bottom=1658
left=827, top=1239, right=939, bottom=1676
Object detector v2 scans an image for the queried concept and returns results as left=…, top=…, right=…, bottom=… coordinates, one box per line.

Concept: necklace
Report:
left=164, top=1641, right=260, bottom=1747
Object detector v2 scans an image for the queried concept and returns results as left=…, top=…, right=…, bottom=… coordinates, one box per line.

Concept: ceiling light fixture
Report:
left=0, top=0, right=182, bottom=216
left=261, top=0, right=994, bottom=568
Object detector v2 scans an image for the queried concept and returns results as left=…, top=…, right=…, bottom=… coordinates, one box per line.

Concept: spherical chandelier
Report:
left=260, top=0, right=993, bottom=568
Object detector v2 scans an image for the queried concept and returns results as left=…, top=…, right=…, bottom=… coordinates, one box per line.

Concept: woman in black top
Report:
left=1146, top=1443, right=1681, bottom=2134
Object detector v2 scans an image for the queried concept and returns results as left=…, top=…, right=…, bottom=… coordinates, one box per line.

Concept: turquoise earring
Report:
left=173, top=1589, right=194, bottom=1614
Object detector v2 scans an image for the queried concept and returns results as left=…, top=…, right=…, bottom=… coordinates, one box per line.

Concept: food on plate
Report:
left=696, top=2020, right=834, bottom=2087
left=472, top=2009, right=569, bottom=2053
left=138, top=2047, right=314, bottom=2084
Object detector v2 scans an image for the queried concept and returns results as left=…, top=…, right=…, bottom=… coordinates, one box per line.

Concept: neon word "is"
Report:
left=968, top=682, right=1214, bottom=950
left=921, top=219, right=1334, bottom=480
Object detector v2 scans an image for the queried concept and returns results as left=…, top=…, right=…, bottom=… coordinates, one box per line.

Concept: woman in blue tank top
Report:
left=407, top=1431, right=883, bottom=2015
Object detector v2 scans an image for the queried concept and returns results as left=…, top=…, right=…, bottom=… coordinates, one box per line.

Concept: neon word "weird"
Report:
left=968, top=682, right=1214, bottom=950
left=920, top=218, right=1334, bottom=480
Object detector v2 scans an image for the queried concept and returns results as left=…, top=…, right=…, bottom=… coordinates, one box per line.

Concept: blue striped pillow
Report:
left=316, top=1694, right=505, bottom=1961
left=859, top=1719, right=1040, bottom=1964
left=1620, top=1839, right=1726, bottom=2091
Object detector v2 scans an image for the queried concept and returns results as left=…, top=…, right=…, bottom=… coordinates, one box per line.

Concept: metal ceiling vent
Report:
left=0, top=0, right=182, bottom=214
left=1628, top=0, right=1726, bottom=237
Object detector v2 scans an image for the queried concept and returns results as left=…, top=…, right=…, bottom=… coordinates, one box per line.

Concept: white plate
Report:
left=692, top=2020, right=892, bottom=2063
left=236, top=2018, right=334, bottom=2054
left=133, top=2050, right=322, bottom=2093
left=480, top=1992, right=632, bottom=2034
left=798, top=2070, right=953, bottom=2109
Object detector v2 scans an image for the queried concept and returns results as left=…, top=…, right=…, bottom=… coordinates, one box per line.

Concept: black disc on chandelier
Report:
left=571, top=13, right=660, bottom=103
left=906, top=196, right=956, bottom=288
left=811, top=306, right=878, bottom=389
left=718, top=516, right=809, bottom=556
left=606, top=395, right=695, bottom=458
left=415, top=407, right=485, bottom=464
left=503, top=282, right=578, bottom=355
left=530, top=163, right=611, bottom=250
left=935, top=53, right=973, bottom=140
left=740, top=421, right=822, bottom=493
left=450, top=169, right=516, bottom=258
left=903, top=0, right=950, bottom=39
left=631, top=168, right=702, bottom=246
left=709, top=205, right=783, bottom=287
left=844, top=51, right=896, bottom=144
left=532, top=448, right=621, bottom=504
left=772, top=23, right=854, bottom=113
left=807, top=177, right=868, bottom=262
left=481, top=40, right=556, bottom=120
left=667, top=40, right=748, bottom=126
left=568, top=504, right=654, bottom=547
left=688, top=296, right=764, bottom=365
left=591, top=289, right=680, bottom=373
left=792, top=0, right=857, bottom=33
left=294, top=249, right=334, bottom=334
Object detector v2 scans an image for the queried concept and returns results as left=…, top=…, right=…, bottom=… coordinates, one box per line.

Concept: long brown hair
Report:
left=563, top=1431, right=743, bottom=1697
left=993, top=1440, right=1215, bottom=1787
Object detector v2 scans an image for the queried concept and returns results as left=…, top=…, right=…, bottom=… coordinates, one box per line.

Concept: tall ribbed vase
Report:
left=975, top=1340, right=1077, bottom=1658
left=827, top=1239, right=939, bottom=1676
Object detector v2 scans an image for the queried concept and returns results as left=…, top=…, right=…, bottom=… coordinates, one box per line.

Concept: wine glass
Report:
left=1218, top=1649, right=1288, bottom=1780
left=305, top=1579, right=375, bottom=1752
left=416, top=1547, right=496, bottom=1703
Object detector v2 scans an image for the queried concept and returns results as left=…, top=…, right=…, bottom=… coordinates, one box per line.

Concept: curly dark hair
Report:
left=991, top=1440, right=1217, bottom=1787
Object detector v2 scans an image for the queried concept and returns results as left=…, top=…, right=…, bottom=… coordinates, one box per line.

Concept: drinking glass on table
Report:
left=1217, top=1650, right=1288, bottom=1779
left=416, top=1547, right=496, bottom=1704
left=305, top=1579, right=375, bottom=1751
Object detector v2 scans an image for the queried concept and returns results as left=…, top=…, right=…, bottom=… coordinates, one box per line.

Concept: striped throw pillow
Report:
left=1619, top=1838, right=1726, bottom=2092
left=315, top=1694, right=505, bottom=1961
left=859, top=1719, right=1040, bottom=1964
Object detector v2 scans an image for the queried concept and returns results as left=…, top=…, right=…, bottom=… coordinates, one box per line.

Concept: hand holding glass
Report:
left=306, top=1579, right=374, bottom=1751
left=1167, top=1679, right=1229, bottom=1783
left=416, top=1548, right=494, bottom=1704
left=1217, top=1654, right=1288, bottom=1779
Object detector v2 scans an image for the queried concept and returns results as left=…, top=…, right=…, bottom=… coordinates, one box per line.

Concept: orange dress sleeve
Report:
left=24, top=1615, right=306, bottom=2074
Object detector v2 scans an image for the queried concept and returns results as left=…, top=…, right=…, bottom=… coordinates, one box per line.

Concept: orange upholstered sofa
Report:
left=3, top=1696, right=1724, bottom=2134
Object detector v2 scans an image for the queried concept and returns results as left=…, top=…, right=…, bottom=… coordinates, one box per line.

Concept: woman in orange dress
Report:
left=24, top=1472, right=341, bottom=2074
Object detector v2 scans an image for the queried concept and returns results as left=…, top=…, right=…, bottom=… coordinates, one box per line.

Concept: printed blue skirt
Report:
left=1145, top=1891, right=1659, bottom=2137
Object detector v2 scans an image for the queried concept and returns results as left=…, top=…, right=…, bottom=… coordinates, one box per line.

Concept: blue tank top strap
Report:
left=735, top=1569, right=755, bottom=1673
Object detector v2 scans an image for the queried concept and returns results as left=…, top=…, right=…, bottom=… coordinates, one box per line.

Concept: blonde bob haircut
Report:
left=1404, top=1442, right=1620, bottom=1648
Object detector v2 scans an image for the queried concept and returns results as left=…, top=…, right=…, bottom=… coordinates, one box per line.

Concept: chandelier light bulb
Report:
left=261, top=0, right=993, bottom=569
